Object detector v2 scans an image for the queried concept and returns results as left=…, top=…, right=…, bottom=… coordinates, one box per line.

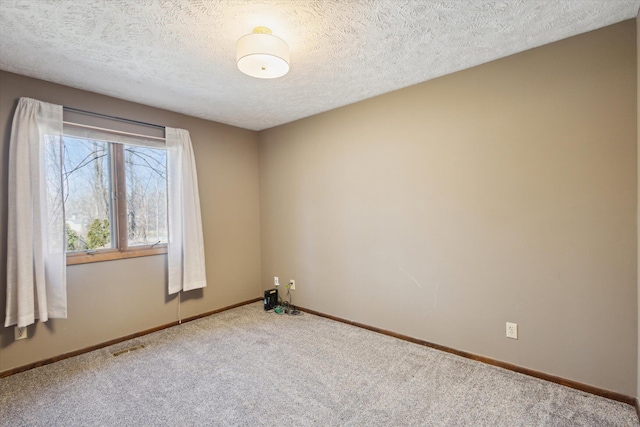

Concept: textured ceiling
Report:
left=1, top=1, right=639, bottom=131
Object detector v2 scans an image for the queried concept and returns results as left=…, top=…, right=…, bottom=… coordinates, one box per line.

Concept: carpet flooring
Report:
left=1, top=302, right=638, bottom=426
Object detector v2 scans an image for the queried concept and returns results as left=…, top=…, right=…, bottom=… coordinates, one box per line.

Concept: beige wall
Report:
left=0, top=71, right=262, bottom=372
left=260, top=21, right=637, bottom=395
left=637, top=10, right=640, bottom=401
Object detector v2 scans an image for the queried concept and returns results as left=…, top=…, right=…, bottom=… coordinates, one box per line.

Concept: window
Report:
left=64, top=137, right=114, bottom=252
left=7, top=97, right=207, bottom=327
left=63, top=126, right=167, bottom=264
left=124, top=145, right=167, bottom=247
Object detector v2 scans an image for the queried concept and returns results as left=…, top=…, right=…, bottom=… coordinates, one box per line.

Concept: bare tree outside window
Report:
left=63, top=137, right=112, bottom=252
left=125, top=146, right=167, bottom=247
left=63, top=135, right=167, bottom=254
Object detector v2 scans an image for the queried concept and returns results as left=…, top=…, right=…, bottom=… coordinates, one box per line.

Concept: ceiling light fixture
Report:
left=236, top=27, right=290, bottom=79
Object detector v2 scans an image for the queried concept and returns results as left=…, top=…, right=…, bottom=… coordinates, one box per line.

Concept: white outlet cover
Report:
left=14, top=326, right=27, bottom=341
left=506, top=322, right=518, bottom=339
left=289, top=280, right=295, bottom=290
left=274, top=276, right=279, bottom=286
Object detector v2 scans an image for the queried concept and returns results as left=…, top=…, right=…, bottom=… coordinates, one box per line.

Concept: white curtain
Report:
left=166, top=127, right=207, bottom=294
left=5, top=97, right=66, bottom=327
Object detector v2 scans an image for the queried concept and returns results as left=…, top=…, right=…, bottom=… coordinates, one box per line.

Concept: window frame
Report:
left=64, top=134, right=168, bottom=266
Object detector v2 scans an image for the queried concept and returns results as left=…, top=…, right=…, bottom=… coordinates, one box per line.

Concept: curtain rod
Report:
left=62, top=121, right=166, bottom=142
left=63, top=106, right=165, bottom=130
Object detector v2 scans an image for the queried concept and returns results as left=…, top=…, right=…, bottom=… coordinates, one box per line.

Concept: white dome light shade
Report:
left=237, top=27, right=290, bottom=79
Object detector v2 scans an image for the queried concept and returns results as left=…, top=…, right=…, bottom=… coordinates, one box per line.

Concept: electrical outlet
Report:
left=274, top=276, right=279, bottom=287
left=506, top=322, right=518, bottom=339
left=14, top=326, right=27, bottom=341
left=289, top=279, right=295, bottom=290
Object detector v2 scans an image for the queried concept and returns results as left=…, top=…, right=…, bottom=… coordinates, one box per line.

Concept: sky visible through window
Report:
left=63, top=136, right=167, bottom=252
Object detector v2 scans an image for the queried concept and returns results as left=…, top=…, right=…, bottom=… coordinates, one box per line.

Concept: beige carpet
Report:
left=1, top=302, right=638, bottom=426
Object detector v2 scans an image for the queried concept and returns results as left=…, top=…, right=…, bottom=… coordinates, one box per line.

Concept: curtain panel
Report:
left=166, top=127, right=207, bottom=294
left=5, top=97, right=66, bottom=328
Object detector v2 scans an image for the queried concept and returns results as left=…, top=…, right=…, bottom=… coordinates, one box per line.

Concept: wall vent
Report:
left=112, top=344, right=145, bottom=357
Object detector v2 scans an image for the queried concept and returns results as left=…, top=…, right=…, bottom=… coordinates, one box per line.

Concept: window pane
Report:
left=125, top=146, right=167, bottom=247
left=63, top=137, right=113, bottom=252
